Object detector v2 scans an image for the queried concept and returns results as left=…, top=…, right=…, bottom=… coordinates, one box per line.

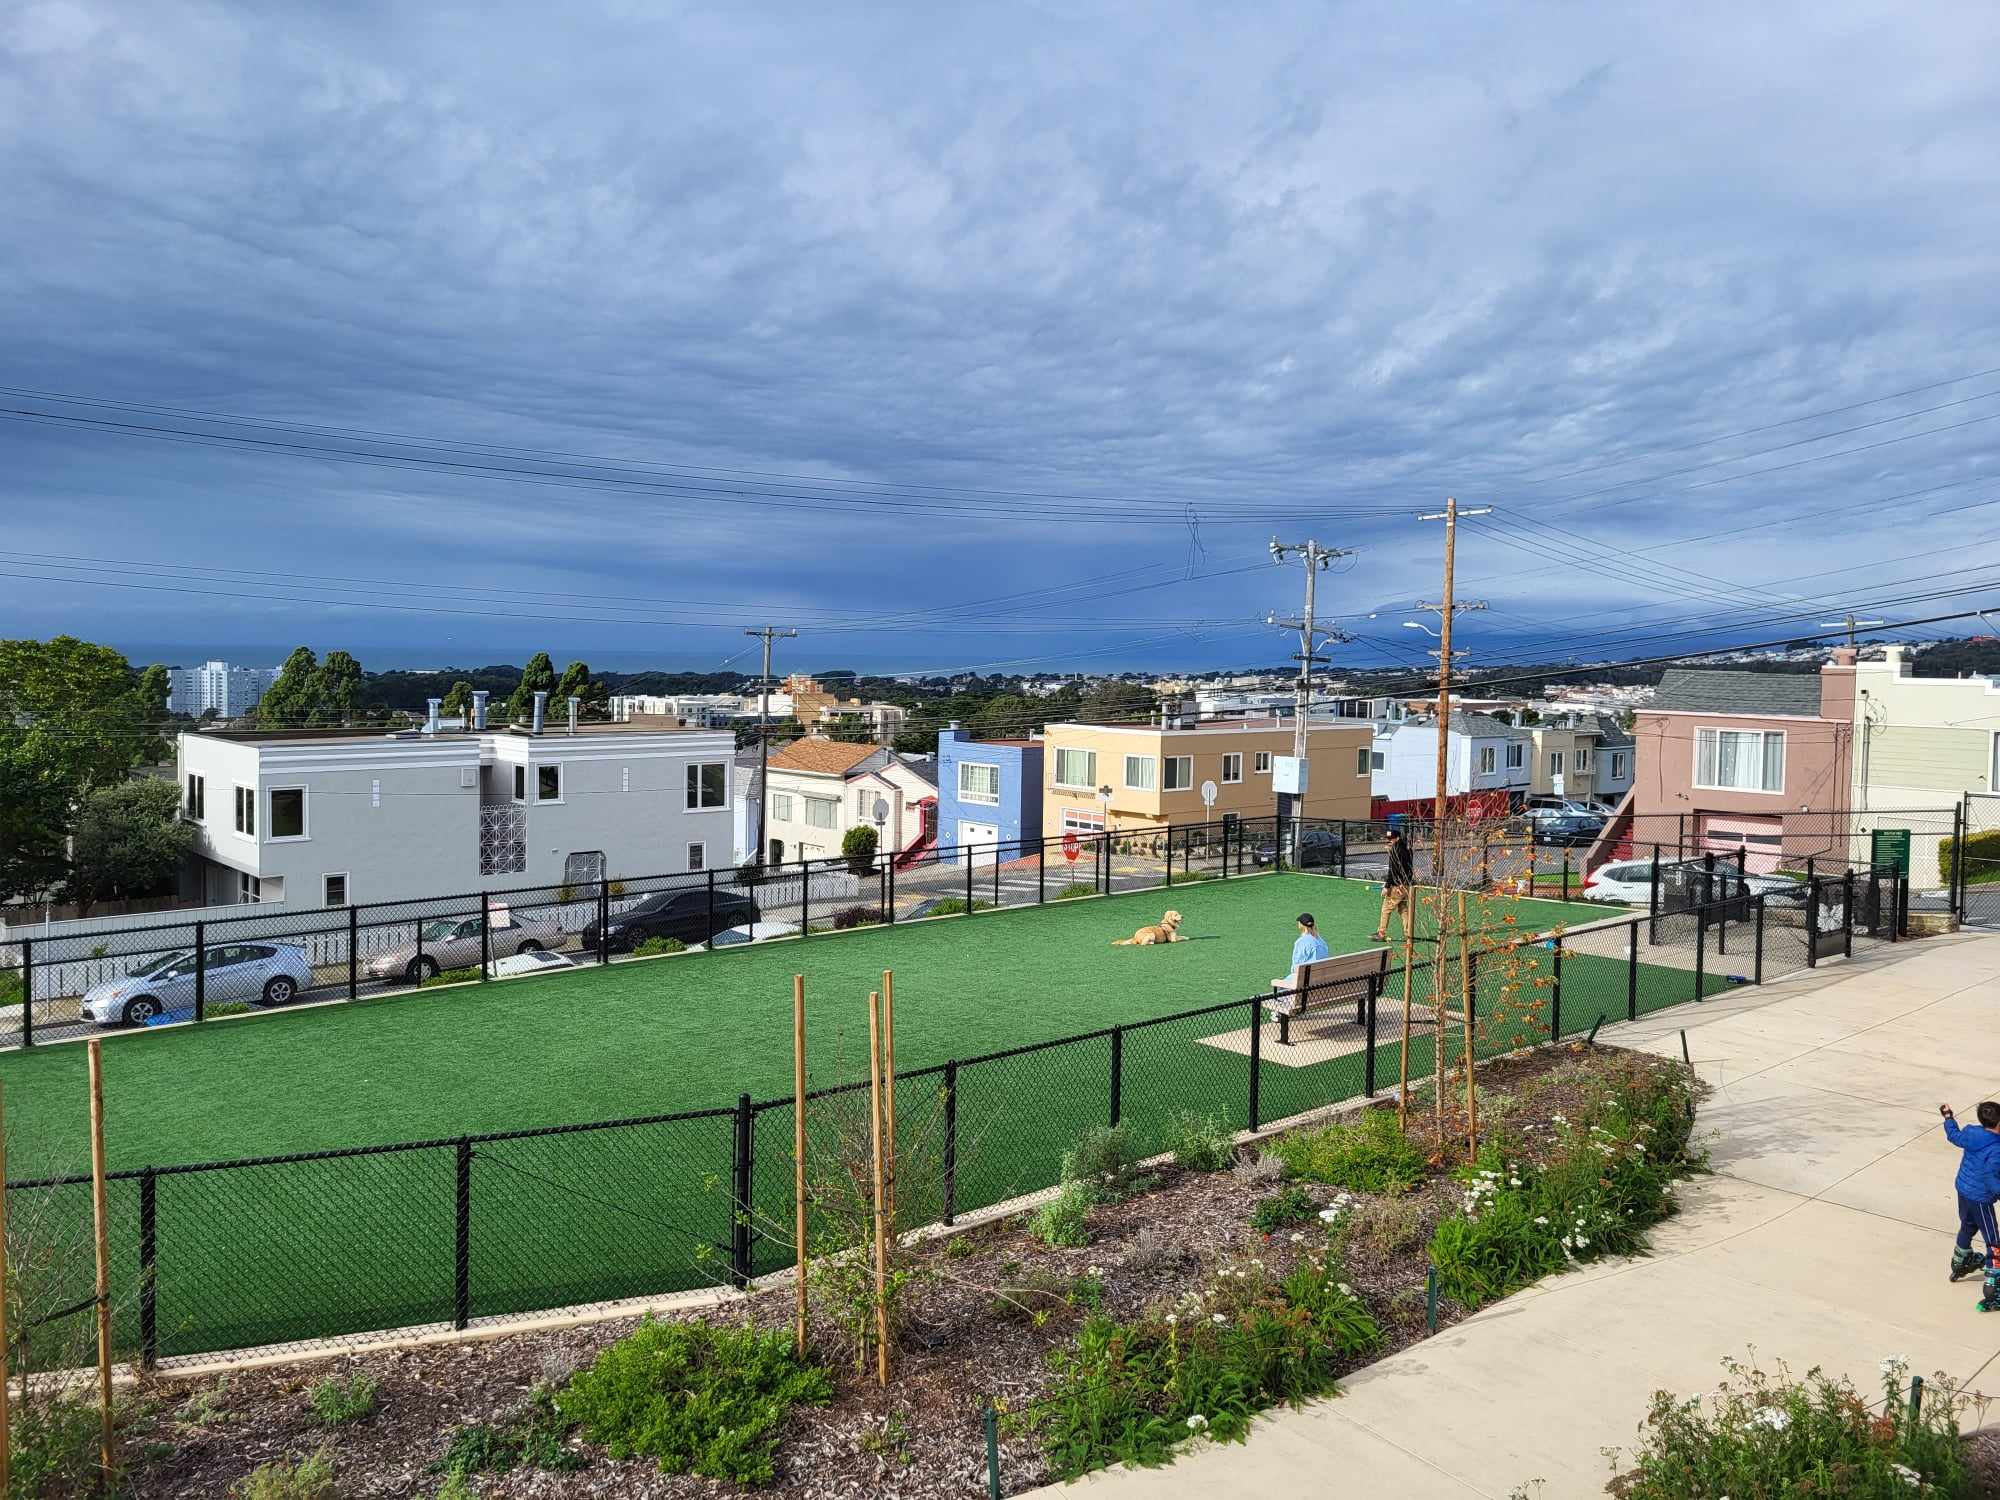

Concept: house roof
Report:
left=1649, top=669, right=1822, bottom=718
left=1404, top=711, right=1528, bottom=739
left=1584, top=712, right=1633, bottom=747
left=898, top=753, right=939, bottom=789
left=766, top=737, right=884, bottom=776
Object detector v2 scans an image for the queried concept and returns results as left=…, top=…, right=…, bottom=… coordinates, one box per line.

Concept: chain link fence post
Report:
left=1843, top=870, right=1855, bottom=958
left=140, top=1168, right=158, bottom=1369
left=347, top=905, right=358, bottom=999
left=1627, top=918, right=1639, bottom=1020
left=19, top=937, right=31, bottom=1047
left=1108, top=1026, right=1123, bottom=1127
left=1754, top=895, right=1766, bottom=984
left=479, top=892, right=490, bottom=981
left=453, top=1138, right=472, bottom=1330
left=730, top=1094, right=754, bottom=1289
left=1247, top=997, right=1262, bottom=1132
left=942, top=1060, right=958, bottom=1226
left=194, top=920, right=206, bottom=1023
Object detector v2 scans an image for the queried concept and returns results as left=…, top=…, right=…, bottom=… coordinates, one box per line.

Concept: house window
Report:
left=1371, top=751, right=1386, bottom=771
left=1163, top=756, right=1193, bottom=791
left=1611, top=751, right=1627, bottom=780
left=1054, top=747, right=1097, bottom=789
left=1505, top=743, right=1524, bottom=770
left=1222, top=753, right=1244, bottom=784
left=323, top=873, right=348, bottom=907
left=537, top=765, right=562, bottom=802
left=185, top=773, right=205, bottom=819
left=770, top=792, right=795, bottom=821
left=238, top=871, right=261, bottom=903
left=565, top=850, right=604, bottom=885
left=857, top=788, right=878, bottom=820
left=1549, top=751, right=1564, bottom=776
left=233, top=785, right=256, bottom=837
left=1695, top=728, right=1785, bottom=793
left=1478, top=747, right=1497, bottom=775
left=687, top=842, right=706, bottom=872
left=959, top=762, right=1001, bottom=805
left=805, top=796, right=839, bottom=829
left=1254, top=750, right=1273, bottom=774
left=512, top=765, right=526, bottom=803
left=1123, top=755, right=1156, bottom=791
left=1061, top=808, right=1105, bottom=833
left=268, top=787, right=306, bottom=840
left=1353, top=747, right=1367, bottom=777
left=1574, top=747, right=1591, bottom=772
left=686, top=761, right=726, bottom=809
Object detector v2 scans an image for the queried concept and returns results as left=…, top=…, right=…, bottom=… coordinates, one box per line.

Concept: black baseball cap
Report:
left=1296, top=913, right=1315, bottom=928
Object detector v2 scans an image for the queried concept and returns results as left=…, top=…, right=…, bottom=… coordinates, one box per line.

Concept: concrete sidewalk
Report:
left=1024, top=932, right=2000, bottom=1500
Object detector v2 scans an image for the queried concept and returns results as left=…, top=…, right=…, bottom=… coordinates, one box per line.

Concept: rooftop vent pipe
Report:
left=531, top=691, right=548, bottom=735
left=568, top=695, right=580, bottom=734
left=471, top=690, right=488, bottom=731
left=425, top=697, right=441, bottom=735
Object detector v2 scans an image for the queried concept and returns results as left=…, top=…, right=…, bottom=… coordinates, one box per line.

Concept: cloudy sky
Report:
left=3, top=1, right=1998, bottom=678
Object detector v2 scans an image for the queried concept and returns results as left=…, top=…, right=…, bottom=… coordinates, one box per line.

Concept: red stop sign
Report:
left=1062, top=831, right=1081, bottom=862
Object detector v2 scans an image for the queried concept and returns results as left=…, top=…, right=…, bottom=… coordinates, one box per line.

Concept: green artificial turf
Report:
left=0, top=872, right=1715, bottom=1360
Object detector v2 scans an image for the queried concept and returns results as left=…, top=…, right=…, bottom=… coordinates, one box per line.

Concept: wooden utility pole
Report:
left=86, top=1040, right=114, bottom=1486
left=792, top=975, right=808, bottom=1354
left=1416, top=497, right=1489, bottom=1144
left=745, top=625, right=798, bottom=870
left=1268, top=538, right=1354, bottom=848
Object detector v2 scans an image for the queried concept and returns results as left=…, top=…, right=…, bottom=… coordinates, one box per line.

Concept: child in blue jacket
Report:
left=1941, top=1101, right=2000, bottom=1292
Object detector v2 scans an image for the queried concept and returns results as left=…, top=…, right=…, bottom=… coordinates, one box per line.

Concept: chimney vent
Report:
left=471, top=690, right=488, bottom=731
left=568, top=695, right=580, bottom=735
left=531, top=691, right=548, bottom=735
left=1832, top=647, right=1858, bottom=667
left=424, top=698, right=441, bottom=735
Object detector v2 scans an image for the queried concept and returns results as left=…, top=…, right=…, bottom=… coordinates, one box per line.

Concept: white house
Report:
left=756, top=737, right=937, bottom=866
left=1369, top=711, right=1532, bottom=811
left=176, top=691, right=735, bottom=908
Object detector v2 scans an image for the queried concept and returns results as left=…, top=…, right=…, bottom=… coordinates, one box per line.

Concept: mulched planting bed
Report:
left=110, top=1042, right=1685, bottom=1500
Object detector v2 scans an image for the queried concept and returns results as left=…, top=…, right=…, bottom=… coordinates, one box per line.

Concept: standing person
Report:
left=1373, top=826, right=1415, bottom=943
left=1941, top=1102, right=2000, bottom=1295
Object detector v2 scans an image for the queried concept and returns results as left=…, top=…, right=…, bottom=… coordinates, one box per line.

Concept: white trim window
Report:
left=1222, top=752, right=1244, bottom=784
left=1163, top=755, right=1193, bottom=791
left=1254, top=750, right=1273, bottom=774
left=536, top=765, right=563, bottom=803
left=804, top=795, right=839, bottom=830
left=1123, top=754, right=1156, bottom=791
left=238, top=871, right=261, bottom=903
left=1695, top=727, right=1785, bottom=793
left=1061, top=808, right=1105, bottom=833
left=1505, top=743, right=1524, bottom=770
left=1053, top=747, right=1097, bottom=790
left=323, top=873, right=348, bottom=907
left=1478, top=746, right=1497, bottom=775
left=687, top=841, right=707, bottom=872
left=686, top=762, right=726, bottom=809
left=233, top=785, right=256, bottom=838
left=959, top=762, right=1002, bottom=805
left=1574, top=747, right=1591, bottom=773
left=1611, top=750, right=1628, bottom=781
left=769, top=792, right=794, bottom=821
left=1353, top=747, right=1368, bottom=777
left=185, top=773, right=205, bottom=819
left=268, top=786, right=307, bottom=841
left=1549, top=751, right=1565, bottom=776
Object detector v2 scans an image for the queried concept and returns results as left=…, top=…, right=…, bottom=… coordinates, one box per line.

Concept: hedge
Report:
left=1938, top=828, right=2000, bottom=886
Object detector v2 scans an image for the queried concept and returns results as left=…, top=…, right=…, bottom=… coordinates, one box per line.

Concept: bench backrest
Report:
left=1295, top=946, right=1389, bottom=986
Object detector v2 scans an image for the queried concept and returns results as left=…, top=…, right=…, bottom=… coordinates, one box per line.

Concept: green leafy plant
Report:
left=841, top=824, right=879, bottom=876
left=1612, top=1354, right=1972, bottom=1498
left=557, top=882, right=577, bottom=905
left=1029, top=1181, right=1094, bottom=1248
left=990, top=1264, right=1079, bottom=1324
left=829, top=904, right=881, bottom=930
left=1341, top=1196, right=1428, bottom=1258
left=230, top=1444, right=338, bottom=1500
left=1052, top=882, right=1096, bottom=900
left=433, top=1387, right=581, bottom=1477
left=1162, top=1110, right=1235, bottom=1173
left=8, top=1390, right=106, bottom=1498
left=421, top=966, right=482, bottom=988
left=431, top=1473, right=479, bottom=1500
left=923, top=896, right=993, bottom=917
left=1249, top=1184, right=1318, bottom=1233
left=631, top=935, right=686, bottom=957
left=1939, top=827, right=2000, bottom=886
left=1060, top=1123, right=1147, bottom=1202
left=308, top=1370, right=378, bottom=1425
left=206, top=1000, right=254, bottom=1018
left=1270, top=1108, right=1429, bottom=1194
left=558, top=1319, right=832, bottom=1486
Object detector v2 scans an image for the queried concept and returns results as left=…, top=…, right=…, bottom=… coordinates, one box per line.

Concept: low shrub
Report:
left=1613, top=1355, right=1971, bottom=1498
left=0, top=969, right=25, bottom=1006
left=558, top=1319, right=832, bottom=1486
left=433, top=1387, right=581, bottom=1477
left=308, top=1371, right=378, bottom=1425
left=230, top=1445, right=337, bottom=1500
left=1341, top=1196, right=1428, bottom=1258
left=207, top=1000, right=254, bottom=1018
left=1939, top=827, right=2000, bottom=886
left=990, top=1265, right=1079, bottom=1324
left=421, top=965, right=482, bottom=988
left=923, top=896, right=994, bottom=917
left=1249, top=1184, right=1318, bottom=1233
left=1270, top=1108, right=1429, bottom=1194
left=1026, top=1252, right=1380, bottom=1478
left=1052, top=882, right=1096, bottom=901
left=1161, top=1110, right=1235, bottom=1172
left=631, top=935, right=686, bottom=957
left=1061, top=1123, right=1147, bottom=1202
left=1170, top=869, right=1218, bottom=884
left=1030, top=1181, right=1094, bottom=1248
left=828, top=905, right=881, bottom=930
left=9, top=1392, right=104, bottom=1498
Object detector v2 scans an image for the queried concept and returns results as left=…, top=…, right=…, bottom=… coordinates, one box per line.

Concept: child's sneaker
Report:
left=1952, top=1248, right=1986, bottom=1282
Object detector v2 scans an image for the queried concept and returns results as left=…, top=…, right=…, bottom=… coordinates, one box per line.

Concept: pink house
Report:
left=1626, top=654, right=1856, bottom=872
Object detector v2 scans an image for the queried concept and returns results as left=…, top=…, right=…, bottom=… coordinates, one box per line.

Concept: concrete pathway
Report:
left=1023, top=932, right=2000, bottom=1500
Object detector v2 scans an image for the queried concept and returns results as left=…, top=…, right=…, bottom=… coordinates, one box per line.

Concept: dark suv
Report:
left=583, top=888, right=761, bottom=952
left=1250, top=827, right=1345, bottom=869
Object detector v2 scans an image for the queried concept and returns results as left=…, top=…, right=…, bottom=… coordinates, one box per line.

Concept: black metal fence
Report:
left=2, top=865, right=1908, bottom=1368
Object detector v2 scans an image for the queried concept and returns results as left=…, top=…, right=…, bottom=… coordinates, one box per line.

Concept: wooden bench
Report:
left=1267, top=947, right=1390, bottom=1046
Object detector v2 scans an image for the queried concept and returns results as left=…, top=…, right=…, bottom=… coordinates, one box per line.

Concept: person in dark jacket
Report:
left=1372, top=827, right=1416, bottom=943
left=1942, top=1101, right=2000, bottom=1286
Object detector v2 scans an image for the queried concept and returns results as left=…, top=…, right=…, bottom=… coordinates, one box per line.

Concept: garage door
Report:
left=957, top=820, right=999, bottom=866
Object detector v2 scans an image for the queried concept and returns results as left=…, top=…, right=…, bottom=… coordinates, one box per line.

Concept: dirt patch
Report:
left=113, top=1042, right=1682, bottom=1500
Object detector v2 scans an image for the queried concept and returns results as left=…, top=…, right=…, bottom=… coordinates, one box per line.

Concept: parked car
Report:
left=365, top=907, right=560, bottom=983
left=1583, top=859, right=1808, bottom=908
left=1524, top=807, right=1602, bottom=847
left=582, top=888, right=761, bottom=953
left=1249, top=827, right=1345, bottom=869
left=81, top=943, right=314, bottom=1026
left=1525, top=796, right=1601, bottom=816
left=697, top=920, right=803, bottom=950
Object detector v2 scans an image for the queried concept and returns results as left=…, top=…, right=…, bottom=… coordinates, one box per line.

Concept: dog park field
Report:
left=0, top=871, right=1706, bottom=1358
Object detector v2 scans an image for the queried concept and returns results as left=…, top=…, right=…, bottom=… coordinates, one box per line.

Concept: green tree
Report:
left=312, top=650, right=365, bottom=726
left=841, top=823, right=879, bottom=876
left=555, top=660, right=610, bottom=717
left=254, top=646, right=321, bottom=727
left=440, top=679, right=475, bottom=719
left=971, top=693, right=1032, bottom=736
left=1079, top=681, right=1157, bottom=722
left=133, top=662, right=174, bottom=763
left=506, top=652, right=559, bottom=723
left=63, top=779, right=196, bottom=914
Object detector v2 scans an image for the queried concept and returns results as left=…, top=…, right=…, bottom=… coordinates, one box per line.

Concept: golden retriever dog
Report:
left=1111, top=910, right=1185, bottom=946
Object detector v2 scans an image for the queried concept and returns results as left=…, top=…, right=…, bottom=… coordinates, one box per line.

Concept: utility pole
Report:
left=746, top=625, right=798, bottom=869
left=1415, top=497, right=1489, bottom=1145
left=1818, top=612, right=1885, bottom=650
left=1269, top=538, right=1354, bottom=852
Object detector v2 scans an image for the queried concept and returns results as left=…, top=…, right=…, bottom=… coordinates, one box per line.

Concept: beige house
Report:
left=759, top=737, right=936, bottom=865
left=1039, top=719, right=1373, bottom=835
left=1527, top=714, right=1634, bottom=806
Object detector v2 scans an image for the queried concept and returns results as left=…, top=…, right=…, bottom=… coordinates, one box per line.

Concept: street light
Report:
left=1403, top=620, right=1439, bottom=638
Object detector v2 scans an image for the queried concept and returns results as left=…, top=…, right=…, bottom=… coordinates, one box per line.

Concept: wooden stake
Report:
left=882, top=969, right=896, bottom=1238
left=1397, top=921, right=1415, bottom=1131
left=866, top=990, right=889, bottom=1387
left=86, top=1040, right=114, bottom=1488
left=1459, top=890, right=1478, bottom=1157
left=792, top=975, right=808, bottom=1355
left=0, top=1077, right=11, bottom=1500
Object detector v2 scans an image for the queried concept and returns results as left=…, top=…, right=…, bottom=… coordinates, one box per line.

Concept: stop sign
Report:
left=1062, top=831, right=1081, bottom=862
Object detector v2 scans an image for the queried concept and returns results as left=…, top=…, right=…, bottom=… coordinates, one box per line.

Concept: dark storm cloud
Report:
left=2, top=0, right=1997, bottom=672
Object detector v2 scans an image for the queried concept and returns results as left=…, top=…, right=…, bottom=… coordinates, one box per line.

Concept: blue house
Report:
left=936, top=726, right=1044, bottom=864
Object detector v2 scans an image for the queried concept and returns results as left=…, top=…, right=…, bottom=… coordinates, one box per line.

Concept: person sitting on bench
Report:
left=1276, top=912, right=1328, bottom=990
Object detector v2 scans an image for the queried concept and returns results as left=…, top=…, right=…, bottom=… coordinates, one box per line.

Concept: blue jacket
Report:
left=1944, top=1119, right=2000, bottom=1202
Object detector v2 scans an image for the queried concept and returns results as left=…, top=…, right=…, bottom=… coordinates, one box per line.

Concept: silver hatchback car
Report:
left=80, top=943, right=315, bottom=1026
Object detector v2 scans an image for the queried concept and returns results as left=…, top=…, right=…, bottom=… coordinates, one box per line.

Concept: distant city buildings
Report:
left=167, top=660, right=279, bottom=719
